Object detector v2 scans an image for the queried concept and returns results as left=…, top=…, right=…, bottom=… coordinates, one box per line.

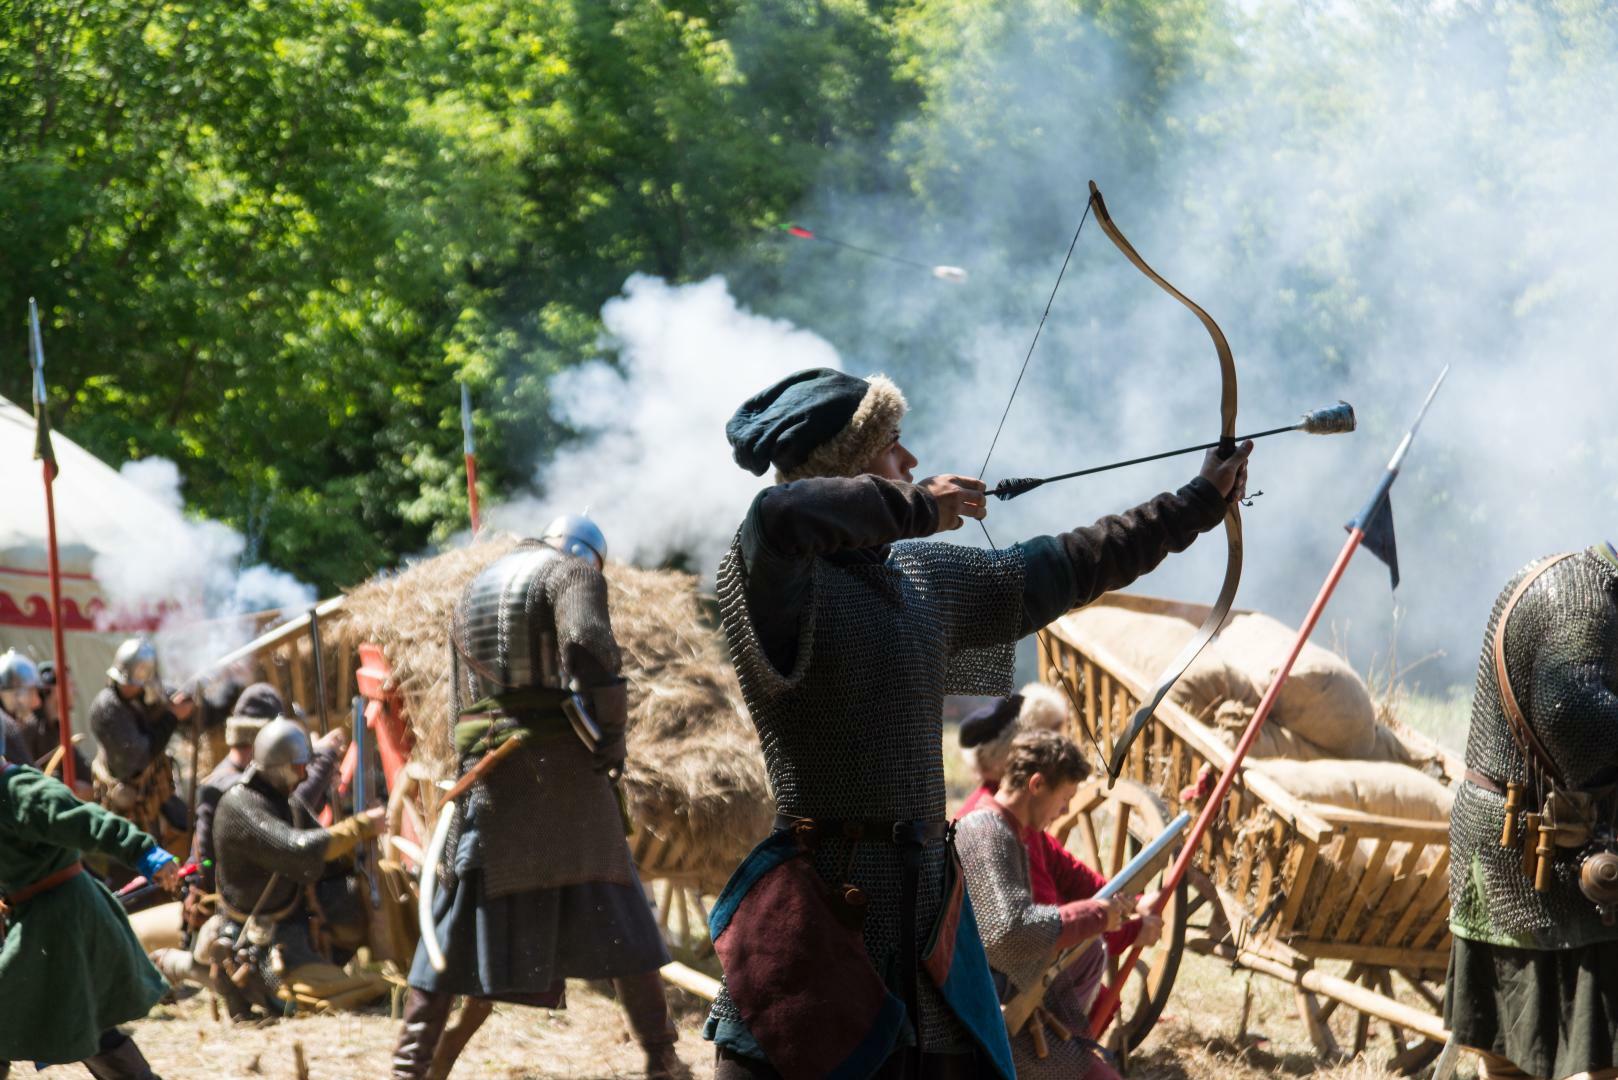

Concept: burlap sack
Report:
left=1215, top=613, right=1378, bottom=759
left=1248, top=759, right=1453, bottom=821
left=1063, top=606, right=1257, bottom=723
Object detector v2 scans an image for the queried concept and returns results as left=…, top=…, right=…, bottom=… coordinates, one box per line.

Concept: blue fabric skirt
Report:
left=408, top=868, right=670, bottom=1004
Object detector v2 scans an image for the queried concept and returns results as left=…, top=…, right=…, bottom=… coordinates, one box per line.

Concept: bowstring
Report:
left=975, top=193, right=1108, bottom=773
left=977, top=196, right=1095, bottom=481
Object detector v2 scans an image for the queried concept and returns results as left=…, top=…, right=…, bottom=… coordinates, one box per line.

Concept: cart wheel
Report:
left=1295, top=966, right=1444, bottom=1075
left=1049, top=778, right=1189, bottom=1052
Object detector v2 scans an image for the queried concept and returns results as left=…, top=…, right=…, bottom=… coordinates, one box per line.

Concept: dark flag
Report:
left=1356, top=494, right=1399, bottom=589
left=28, top=298, right=57, bottom=479
left=1342, top=366, right=1449, bottom=591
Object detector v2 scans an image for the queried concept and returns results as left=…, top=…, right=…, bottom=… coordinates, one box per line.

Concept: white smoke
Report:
left=491, top=274, right=846, bottom=572
left=94, top=457, right=314, bottom=679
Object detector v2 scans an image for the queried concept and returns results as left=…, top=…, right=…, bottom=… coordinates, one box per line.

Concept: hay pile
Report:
left=328, top=533, right=772, bottom=883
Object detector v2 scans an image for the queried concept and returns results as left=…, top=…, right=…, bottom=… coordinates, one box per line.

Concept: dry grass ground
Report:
left=40, top=950, right=1481, bottom=1080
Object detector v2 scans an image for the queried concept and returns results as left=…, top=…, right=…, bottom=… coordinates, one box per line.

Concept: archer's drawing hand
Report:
left=921, top=475, right=988, bottom=531
left=1198, top=439, right=1254, bottom=503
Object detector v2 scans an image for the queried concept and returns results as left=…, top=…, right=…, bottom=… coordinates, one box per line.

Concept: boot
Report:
left=81, top=1031, right=160, bottom=1080
left=391, top=989, right=454, bottom=1080
left=614, top=971, right=684, bottom=1079
left=425, top=997, right=494, bottom=1080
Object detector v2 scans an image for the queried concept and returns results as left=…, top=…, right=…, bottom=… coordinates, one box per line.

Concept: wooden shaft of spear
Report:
left=42, top=460, right=76, bottom=789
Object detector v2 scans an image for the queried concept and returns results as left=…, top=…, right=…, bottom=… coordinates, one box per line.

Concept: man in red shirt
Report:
left=956, top=730, right=1162, bottom=1079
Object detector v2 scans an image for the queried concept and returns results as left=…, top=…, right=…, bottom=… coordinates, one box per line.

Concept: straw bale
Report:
left=327, top=533, right=772, bottom=884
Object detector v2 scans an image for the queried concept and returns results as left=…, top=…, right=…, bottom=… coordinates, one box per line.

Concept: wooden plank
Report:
left=1289, top=940, right=1449, bottom=972
left=661, top=961, right=719, bottom=1002
left=1208, top=942, right=1448, bottom=1044
left=1306, top=839, right=1353, bottom=940
left=1274, top=837, right=1318, bottom=939
left=1252, top=820, right=1283, bottom=927
left=1358, top=841, right=1428, bottom=942
left=1309, top=807, right=1451, bottom=844
left=1333, top=837, right=1394, bottom=943
left=1083, top=660, right=1099, bottom=747
left=1389, top=851, right=1450, bottom=947
left=1407, top=853, right=1456, bottom=949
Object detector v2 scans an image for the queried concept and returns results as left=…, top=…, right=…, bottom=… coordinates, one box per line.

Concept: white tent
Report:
left=0, top=393, right=186, bottom=731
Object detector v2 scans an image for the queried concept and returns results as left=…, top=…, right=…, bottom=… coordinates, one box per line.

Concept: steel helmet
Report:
left=540, top=513, right=607, bottom=567
left=107, top=637, right=160, bottom=688
left=0, top=649, right=41, bottom=692
left=252, top=717, right=312, bottom=770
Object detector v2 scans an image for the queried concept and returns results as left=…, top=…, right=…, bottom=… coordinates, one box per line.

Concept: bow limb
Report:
left=1087, top=180, right=1243, bottom=783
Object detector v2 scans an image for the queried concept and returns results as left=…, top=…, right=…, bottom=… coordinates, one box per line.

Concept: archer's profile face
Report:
left=865, top=436, right=918, bottom=484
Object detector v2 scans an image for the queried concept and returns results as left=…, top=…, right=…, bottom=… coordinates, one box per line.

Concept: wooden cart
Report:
left=1041, top=593, right=1460, bottom=1072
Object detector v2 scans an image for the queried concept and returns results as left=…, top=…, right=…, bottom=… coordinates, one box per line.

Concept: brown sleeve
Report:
left=1017, top=478, right=1229, bottom=631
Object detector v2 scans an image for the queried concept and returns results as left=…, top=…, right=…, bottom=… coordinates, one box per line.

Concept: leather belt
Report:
left=3, top=860, right=83, bottom=906
left=1465, top=768, right=1508, bottom=797
left=773, top=815, right=953, bottom=846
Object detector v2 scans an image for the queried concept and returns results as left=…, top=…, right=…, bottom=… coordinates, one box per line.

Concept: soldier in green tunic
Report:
left=0, top=735, right=178, bottom=1078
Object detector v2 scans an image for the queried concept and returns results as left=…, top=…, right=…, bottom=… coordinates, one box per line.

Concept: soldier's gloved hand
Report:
left=593, top=731, right=627, bottom=777
left=321, top=807, right=385, bottom=860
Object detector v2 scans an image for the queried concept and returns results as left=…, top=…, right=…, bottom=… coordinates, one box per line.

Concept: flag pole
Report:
left=29, top=299, right=75, bottom=790
left=1087, top=366, right=1450, bottom=1042
left=461, top=383, right=480, bottom=536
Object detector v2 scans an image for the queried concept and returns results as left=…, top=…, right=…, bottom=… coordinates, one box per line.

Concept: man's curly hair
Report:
left=1001, top=729, right=1088, bottom=792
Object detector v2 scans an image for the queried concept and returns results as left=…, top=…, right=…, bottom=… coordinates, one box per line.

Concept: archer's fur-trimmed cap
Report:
left=726, top=367, right=908, bottom=483
left=959, top=681, right=1072, bottom=784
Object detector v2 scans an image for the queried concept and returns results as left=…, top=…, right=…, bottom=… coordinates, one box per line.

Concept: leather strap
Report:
left=773, top=815, right=953, bottom=846
left=1464, top=768, right=1508, bottom=797
left=3, top=860, right=83, bottom=906
left=1494, top=553, right=1576, bottom=791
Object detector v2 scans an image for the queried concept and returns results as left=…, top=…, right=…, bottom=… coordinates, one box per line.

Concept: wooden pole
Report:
left=42, top=459, right=75, bottom=789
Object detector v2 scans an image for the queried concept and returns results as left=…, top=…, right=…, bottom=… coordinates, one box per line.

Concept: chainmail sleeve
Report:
left=955, top=808, right=1062, bottom=994
left=546, top=556, right=622, bottom=685
left=213, top=785, right=332, bottom=886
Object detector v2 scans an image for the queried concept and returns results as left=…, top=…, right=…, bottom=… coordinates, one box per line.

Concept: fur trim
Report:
left=775, top=375, right=907, bottom=483
left=225, top=716, right=270, bottom=747
left=1017, top=681, right=1071, bottom=735
left=959, top=681, right=1073, bottom=784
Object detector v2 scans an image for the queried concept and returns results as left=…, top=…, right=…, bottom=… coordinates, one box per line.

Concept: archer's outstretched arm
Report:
left=1014, top=477, right=1228, bottom=634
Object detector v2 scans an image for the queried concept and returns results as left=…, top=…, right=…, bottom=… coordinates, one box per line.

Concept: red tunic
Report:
left=956, top=784, right=1141, bottom=953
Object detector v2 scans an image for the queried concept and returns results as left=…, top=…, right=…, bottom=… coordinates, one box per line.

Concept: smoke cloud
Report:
left=506, top=3, right=1613, bottom=733
left=95, top=457, right=315, bottom=680
left=491, top=274, right=843, bottom=571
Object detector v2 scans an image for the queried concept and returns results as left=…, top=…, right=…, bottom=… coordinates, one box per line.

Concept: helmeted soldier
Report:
left=391, top=514, right=680, bottom=1080
left=208, top=718, right=386, bottom=1017
left=0, top=650, right=43, bottom=774
left=88, top=638, right=194, bottom=862
left=150, top=684, right=348, bottom=998
left=28, top=659, right=91, bottom=790
left=1446, top=542, right=1618, bottom=1079
left=705, top=368, right=1249, bottom=1078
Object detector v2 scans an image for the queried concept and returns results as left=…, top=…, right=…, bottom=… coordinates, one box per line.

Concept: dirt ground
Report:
left=37, top=948, right=1481, bottom=1079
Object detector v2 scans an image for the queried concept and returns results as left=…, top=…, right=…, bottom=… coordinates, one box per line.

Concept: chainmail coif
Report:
left=1450, top=547, right=1618, bottom=949
left=710, top=534, right=1026, bottom=1055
